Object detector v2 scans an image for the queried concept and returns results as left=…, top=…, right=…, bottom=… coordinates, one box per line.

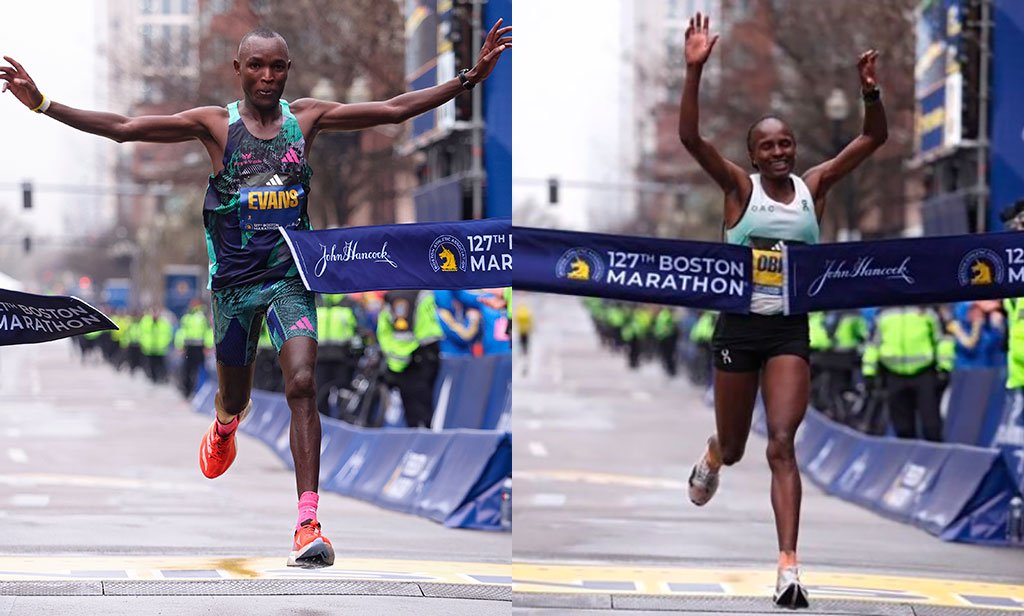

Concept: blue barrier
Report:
left=752, top=400, right=1022, bottom=545
left=191, top=382, right=510, bottom=530
left=432, top=353, right=512, bottom=430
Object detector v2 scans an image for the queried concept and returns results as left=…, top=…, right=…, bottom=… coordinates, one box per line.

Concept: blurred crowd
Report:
left=583, top=297, right=1023, bottom=443
left=74, top=288, right=512, bottom=428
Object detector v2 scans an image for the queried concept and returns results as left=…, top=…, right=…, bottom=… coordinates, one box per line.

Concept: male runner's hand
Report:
left=0, top=57, right=44, bottom=110
left=684, top=12, right=719, bottom=66
left=857, top=49, right=879, bottom=92
left=465, top=18, right=512, bottom=84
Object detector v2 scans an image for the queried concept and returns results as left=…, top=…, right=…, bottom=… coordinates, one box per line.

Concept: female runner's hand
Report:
left=857, top=49, right=879, bottom=92
left=684, top=12, right=719, bottom=67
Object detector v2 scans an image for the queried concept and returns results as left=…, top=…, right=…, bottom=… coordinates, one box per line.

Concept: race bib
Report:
left=752, top=249, right=784, bottom=296
left=239, top=173, right=304, bottom=231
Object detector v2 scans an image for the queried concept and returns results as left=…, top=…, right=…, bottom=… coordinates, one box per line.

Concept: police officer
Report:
left=862, top=305, right=945, bottom=441
left=315, top=294, right=359, bottom=414
left=377, top=290, right=443, bottom=428
left=1001, top=296, right=1024, bottom=448
left=653, top=307, right=680, bottom=377
left=175, top=300, right=212, bottom=397
left=145, top=309, right=173, bottom=383
left=688, top=310, right=717, bottom=386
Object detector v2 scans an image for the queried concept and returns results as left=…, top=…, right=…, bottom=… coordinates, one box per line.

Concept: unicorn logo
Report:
left=429, top=235, right=467, bottom=273
left=970, top=260, right=993, bottom=285
left=438, top=245, right=458, bottom=272
left=568, top=257, right=590, bottom=280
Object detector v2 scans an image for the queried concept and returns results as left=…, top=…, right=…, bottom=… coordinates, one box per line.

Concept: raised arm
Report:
left=803, top=50, right=888, bottom=201
left=677, top=13, right=749, bottom=196
left=299, top=19, right=511, bottom=134
left=2, top=55, right=216, bottom=143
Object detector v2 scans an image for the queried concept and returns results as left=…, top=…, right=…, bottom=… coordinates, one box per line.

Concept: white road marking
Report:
left=525, top=420, right=542, bottom=430
left=631, top=390, right=652, bottom=401
left=12, top=494, right=49, bottom=507
left=7, top=448, right=28, bottom=464
left=529, top=493, right=566, bottom=507
left=0, top=473, right=212, bottom=493
left=528, top=441, right=549, bottom=458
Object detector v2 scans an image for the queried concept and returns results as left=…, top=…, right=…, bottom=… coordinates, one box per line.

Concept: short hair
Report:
left=746, top=115, right=792, bottom=152
left=237, top=27, right=289, bottom=59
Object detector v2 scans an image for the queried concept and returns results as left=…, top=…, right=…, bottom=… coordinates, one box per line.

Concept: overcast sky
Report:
left=0, top=0, right=106, bottom=265
left=512, top=0, right=635, bottom=231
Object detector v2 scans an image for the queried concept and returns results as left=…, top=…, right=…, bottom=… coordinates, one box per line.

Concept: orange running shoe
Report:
left=198, top=402, right=251, bottom=479
left=287, top=519, right=335, bottom=568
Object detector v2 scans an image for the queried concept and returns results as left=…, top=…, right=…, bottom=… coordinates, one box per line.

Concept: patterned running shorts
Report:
left=211, top=276, right=317, bottom=366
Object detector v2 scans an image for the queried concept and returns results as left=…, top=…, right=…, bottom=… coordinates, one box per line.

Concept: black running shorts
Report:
left=711, top=312, right=809, bottom=372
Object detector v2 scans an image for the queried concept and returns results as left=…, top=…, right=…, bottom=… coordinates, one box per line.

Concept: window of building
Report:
left=142, top=24, right=154, bottom=65
left=162, top=0, right=172, bottom=14
left=180, top=25, right=192, bottom=65
left=141, top=0, right=156, bottom=15
left=181, top=0, right=191, bottom=14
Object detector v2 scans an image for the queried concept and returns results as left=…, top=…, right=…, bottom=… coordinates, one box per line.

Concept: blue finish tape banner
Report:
left=512, top=226, right=752, bottom=313
left=281, top=218, right=512, bottom=293
left=787, top=232, right=1024, bottom=313
left=0, top=288, right=116, bottom=346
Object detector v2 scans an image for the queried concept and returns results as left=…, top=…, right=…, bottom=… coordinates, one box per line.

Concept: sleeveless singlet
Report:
left=202, top=100, right=314, bottom=291
left=726, top=174, right=818, bottom=315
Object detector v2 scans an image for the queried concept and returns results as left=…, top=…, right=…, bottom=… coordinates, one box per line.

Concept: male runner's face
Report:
left=234, top=37, right=291, bottom=111
left=749, top=120, right=796, bottom=179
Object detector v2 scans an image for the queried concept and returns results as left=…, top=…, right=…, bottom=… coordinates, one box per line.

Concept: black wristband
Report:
left=458, top=68, right=476, bottom=91
left=862, top=88, right=881, bottom=105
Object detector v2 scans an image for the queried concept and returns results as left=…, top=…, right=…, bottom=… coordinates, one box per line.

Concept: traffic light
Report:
left=548, top=177, right=559, bottom=205
left=23, top=236, right=31, bottom=254
left=22, top=182, right=32, bottom=209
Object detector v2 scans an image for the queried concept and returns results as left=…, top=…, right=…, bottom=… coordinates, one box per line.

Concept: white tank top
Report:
left=726, top=174, right=819, bottom=315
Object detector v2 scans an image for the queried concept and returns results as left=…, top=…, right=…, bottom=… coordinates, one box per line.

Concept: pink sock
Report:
left=215, top=416, right=239, bottom=437
left=297, top=491, right=319, bottom=529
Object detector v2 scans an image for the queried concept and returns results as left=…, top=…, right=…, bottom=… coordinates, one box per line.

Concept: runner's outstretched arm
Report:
left=1, top=55, right=216, bottom=143
left=677, top=13, right=749, bottom=196
left=803, top=50, right=888, bottom=201
left=299, top=19, right=511, bottom=133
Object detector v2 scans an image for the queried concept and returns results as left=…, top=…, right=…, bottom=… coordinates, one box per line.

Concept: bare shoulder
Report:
left=288, top=97, right=330, bottom=117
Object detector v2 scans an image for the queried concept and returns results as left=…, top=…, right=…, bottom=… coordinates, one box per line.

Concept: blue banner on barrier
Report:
left=0, top=289, right=116, bottom=346
left=787, top=233, right=1024, bottom=314
left=512, top=226, right=751, bottom=313
left=281, top=219, right=511, bottom=294
left=913, top=446, right=1000, bottom=536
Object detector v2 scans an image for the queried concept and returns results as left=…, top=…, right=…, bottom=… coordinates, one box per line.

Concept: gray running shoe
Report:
left=687, top=438, right=720, bottom=506
left=773, top=565, right=809, bottom=609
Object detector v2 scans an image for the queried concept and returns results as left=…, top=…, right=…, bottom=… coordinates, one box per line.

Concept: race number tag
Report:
left=752, top=249, right=784, bottom=296
left=239, top=173, right=305, bottom=231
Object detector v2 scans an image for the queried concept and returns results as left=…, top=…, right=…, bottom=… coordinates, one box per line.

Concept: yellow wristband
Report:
left=30, top=94, right=50, bottom=113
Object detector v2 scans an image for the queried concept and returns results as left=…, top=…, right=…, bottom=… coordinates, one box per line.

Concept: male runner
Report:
left=2, top=20, right=510, bottom=568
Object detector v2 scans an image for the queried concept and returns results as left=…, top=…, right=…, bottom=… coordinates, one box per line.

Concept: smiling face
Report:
left=234, top=34, right=291, bottom=112
left=747, top=117, right=797, bottom=180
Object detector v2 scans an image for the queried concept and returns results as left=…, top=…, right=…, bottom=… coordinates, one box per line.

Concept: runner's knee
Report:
left=285, top=367, right=316, bottom=400
left=765, top=432, right=796, bottom=468
left=719, top=442, right=745, bottom=466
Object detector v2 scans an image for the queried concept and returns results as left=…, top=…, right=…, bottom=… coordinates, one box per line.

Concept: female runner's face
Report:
left=749, top=119, right=796, bottom=180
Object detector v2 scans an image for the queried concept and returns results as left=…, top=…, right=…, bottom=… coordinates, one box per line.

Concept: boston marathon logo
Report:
left=555, top=248, right=604, bottom=282
left=314, top=241, right=398, bottom=277
left=429, top=235, right=467, bottom=273
left=807, top=257, right=915, bottom=297
left=957, top=248, right=1005, bottom=286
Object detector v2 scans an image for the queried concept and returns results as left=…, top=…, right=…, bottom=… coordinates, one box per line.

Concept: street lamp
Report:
left=824, top=88, right=858, bottom=240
